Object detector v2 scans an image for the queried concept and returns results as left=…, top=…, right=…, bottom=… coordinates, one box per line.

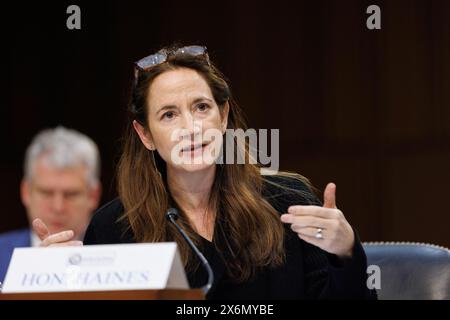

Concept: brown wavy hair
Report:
left=117, top=44, right=314, bottom=282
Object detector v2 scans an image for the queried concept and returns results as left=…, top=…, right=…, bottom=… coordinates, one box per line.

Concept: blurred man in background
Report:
left=0, top=126, right=102, bottom=283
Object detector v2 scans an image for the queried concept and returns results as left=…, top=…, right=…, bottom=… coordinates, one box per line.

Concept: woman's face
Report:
left=134, top=68, right=228, bottom=173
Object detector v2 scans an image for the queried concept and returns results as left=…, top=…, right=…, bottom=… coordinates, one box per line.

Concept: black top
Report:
left=84, top=175, right=377, bottom=300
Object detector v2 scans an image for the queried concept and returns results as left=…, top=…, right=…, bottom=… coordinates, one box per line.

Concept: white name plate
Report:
left=2, top=242, right=189, bottom=293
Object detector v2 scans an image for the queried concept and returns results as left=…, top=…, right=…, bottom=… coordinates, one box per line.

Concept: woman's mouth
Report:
left=181, top=142, right=210, bottom=156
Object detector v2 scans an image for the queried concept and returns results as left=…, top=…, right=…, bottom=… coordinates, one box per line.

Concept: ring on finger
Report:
left=315, top=227, right=324, bottom=239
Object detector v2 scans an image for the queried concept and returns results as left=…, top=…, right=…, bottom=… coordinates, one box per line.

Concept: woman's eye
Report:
left=196, top=103, right=210, bottom=112
left=162, top=111, right=175, bottom=120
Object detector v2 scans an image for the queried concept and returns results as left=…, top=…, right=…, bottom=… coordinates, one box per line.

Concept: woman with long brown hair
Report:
left=33, top=44, right=376, bottom=299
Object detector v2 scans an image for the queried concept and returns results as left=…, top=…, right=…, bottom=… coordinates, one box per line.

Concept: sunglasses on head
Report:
left=134, top=45, right=209, bottom=81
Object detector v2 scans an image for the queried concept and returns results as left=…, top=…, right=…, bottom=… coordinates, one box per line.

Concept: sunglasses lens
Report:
left=136, top=52, right=167, bottom=70
left=176, top=45, right=206, bottom=56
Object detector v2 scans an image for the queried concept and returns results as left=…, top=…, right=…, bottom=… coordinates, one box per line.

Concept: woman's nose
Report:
left=180, top=113, right=202, bottom=138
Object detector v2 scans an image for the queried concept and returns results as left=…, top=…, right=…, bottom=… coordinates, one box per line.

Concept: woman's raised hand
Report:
left=32, top=218, right=83, bottom=247
left=281, top=183, right=355, bottom=258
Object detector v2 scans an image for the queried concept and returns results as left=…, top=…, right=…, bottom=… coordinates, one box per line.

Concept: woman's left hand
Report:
left=281, top=183, right=355, bottom=258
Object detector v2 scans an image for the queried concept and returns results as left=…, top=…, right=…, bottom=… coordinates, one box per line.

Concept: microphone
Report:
left=166, top=207, right=214, bottom=295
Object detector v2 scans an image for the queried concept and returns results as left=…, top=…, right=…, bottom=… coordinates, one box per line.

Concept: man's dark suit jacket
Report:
left=84, top=175, right=377, bottom=299
left=0, top=229, right=31, bottom=283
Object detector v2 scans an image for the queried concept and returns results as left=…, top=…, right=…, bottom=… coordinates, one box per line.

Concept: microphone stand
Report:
left=166, top=208, right=214, bottom=295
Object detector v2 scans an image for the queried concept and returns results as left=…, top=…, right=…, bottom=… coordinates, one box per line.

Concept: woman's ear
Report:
left=221, top=101, right=230, bottom=134
left=132, top=120, right=155, bottom=150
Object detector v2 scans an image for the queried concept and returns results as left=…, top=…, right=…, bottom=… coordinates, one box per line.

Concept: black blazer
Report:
left=84, top=175, right=377, bottom=300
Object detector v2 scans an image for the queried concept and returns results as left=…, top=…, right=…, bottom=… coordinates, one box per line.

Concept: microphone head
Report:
left=166, top=207, right=179, bottom=221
